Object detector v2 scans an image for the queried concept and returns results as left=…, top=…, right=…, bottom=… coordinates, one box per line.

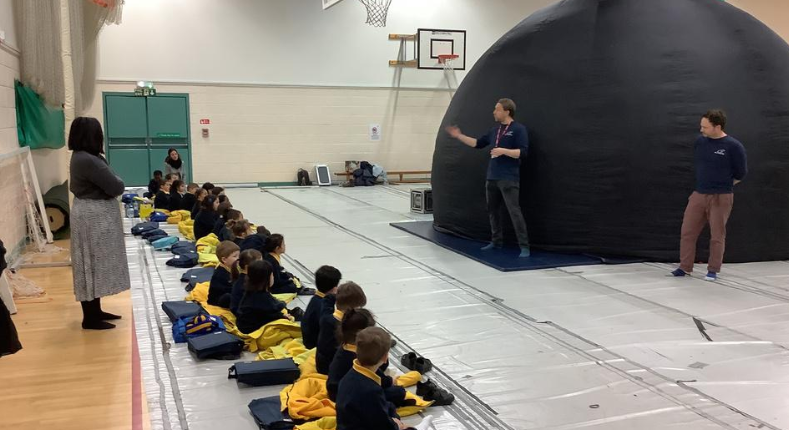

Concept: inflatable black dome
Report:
left=432, top=0, right=789, bottom=262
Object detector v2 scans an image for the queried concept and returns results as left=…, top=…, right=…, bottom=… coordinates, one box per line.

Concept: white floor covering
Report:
left=130, top=185, right=789, bottom=430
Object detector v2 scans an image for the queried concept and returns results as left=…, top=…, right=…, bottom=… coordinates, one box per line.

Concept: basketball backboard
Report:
left=418, top=28, right=467, bottom=70
left=322, top=0, right=345, bottom=10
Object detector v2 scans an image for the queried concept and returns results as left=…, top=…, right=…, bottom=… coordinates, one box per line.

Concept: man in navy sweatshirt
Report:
left=672, top=109, right=747, bottom=281
left=445, top=98, right=531, bottom=257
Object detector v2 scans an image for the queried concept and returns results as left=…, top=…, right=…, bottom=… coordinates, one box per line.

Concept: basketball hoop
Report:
left=358, top=0, right=393, bottom=27
left=438, top=54, right=459, bottom=71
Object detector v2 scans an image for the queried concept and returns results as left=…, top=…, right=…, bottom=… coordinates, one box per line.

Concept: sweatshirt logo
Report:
left=714, top=149, right=726, bottom=156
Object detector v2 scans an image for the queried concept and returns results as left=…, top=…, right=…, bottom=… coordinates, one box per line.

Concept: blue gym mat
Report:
left=391, top=221, right=642, bottom=272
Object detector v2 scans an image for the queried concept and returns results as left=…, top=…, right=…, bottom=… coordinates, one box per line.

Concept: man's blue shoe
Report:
left=519, top=247, right=531, bottom=258
left=480, top=243, right=501, bottom=251
left=671, top=268, right=689, bottom=277
left=704, top=271, right=717, bottom=282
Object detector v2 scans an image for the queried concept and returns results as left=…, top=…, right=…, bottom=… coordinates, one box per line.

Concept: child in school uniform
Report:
left=263, top=234, right=313, bottom=295
left=238, top=225, right=270, bottom=254
left=230, top=249, right=263, bottom=315
left=316, top=281, right=367, bottom=374
left=236, top=260, right=301, bottom=334
left=302, top=265, right=341, bottom=349
left=181, top=183, right=199, bottom=212
left=201, top=182, right=215, bottom=192
left=336, top=327, right=433, bottom=430
left=327, top=309, right=412, bottom=409
left=168, top=180, right=185, bottom=212
left=215, top=207, right=242, bottom=242
left=207, top=241, right=240, bottom=309
left=154, top=179, right=172, bottom=210
left=193, top=195, right=220, bottom=241
left=146, top=170, right=163, bottom=199
left=191, top=188, right=208, bottom=219
left=230, top=219, right=253, bottom=247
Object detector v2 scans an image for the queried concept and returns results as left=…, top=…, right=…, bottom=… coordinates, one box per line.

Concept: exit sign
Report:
left=200, top=119, right=210, bottom=125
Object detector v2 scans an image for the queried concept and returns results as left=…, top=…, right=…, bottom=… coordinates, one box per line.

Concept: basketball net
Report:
left=358, top=0, right=393, bottom=27
left=439, top=55, right=459, bottom=98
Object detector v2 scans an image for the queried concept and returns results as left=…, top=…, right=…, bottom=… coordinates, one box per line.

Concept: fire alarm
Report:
left=202, top=128, right=209, bottom=138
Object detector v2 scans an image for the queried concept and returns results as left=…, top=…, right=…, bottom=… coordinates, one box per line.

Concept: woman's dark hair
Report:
left=338, top=308, right=376, bottom=345
left=211, top=187, right=225, bottom=196
left=200, top=194, right=218, bottom=212
left=265, top=234, right=284, bottom=253
left=218, top=195, right=230, bottom=204
left=232, top=249, right=263, bottom=281
left=230, top=219, right=251, bottom=239
left=171, top=180, right=183, bottom=193
left=245, top=260, right=274, bottom=293
left=202, top=182, right=215, bottom=191
left=67, top=117, right=104, bottom=156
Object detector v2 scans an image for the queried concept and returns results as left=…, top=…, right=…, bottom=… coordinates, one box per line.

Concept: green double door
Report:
left=104, top=93, right=192, bottom=186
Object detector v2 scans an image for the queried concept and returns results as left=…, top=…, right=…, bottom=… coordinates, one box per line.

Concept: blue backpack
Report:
left=173, top=314, right=226, bottom=343
left=150, top=212, right=169, bottom=222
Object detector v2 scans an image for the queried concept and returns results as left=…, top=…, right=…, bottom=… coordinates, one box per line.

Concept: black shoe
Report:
left=98, top=311, right=122, bottom=320
left=417, top=380, right=455, bottom=406
left=82, top=320, right=116, bottom=330
left=390, top=338, right=397, bottom=348
left=401, top=352, right=417, bottom=369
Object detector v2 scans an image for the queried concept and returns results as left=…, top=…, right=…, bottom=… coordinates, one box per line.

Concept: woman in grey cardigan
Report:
left=69, top=117, right=130, bottom=330
left=164, top=147, right=185, bottom=180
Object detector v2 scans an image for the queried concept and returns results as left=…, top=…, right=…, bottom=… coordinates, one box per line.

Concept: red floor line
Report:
left=132, top=315, right=143, bottom=430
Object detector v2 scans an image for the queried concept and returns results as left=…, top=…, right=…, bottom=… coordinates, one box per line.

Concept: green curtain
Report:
left=15, top=80, right=65, bottom=150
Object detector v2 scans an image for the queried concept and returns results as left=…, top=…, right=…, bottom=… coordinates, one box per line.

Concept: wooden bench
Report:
left=334, top=170, right=431, bottom=184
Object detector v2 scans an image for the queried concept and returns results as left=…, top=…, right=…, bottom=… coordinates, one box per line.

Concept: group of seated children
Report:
left=207, top=232, right=315, bottom=328
left=189, top=187, right=443, bottom=429
left=302, top=267, right=449, bottom=430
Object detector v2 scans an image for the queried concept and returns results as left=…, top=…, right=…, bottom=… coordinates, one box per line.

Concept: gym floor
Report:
left=3, top=185, right=788, bottom=429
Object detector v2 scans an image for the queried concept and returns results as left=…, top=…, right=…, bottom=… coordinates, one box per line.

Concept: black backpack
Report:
left=297, top=168, right=312, bottom=186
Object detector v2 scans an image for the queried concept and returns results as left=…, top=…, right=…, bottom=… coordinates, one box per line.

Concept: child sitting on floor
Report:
left=236, top=260, right=302, bottom=334
left=181, top=183, right=199, bottom=212
left=215, top=206, right=241, bottom=241
left=239, top=225, right=270, bottom=253
left=168, top=180, right=186, bottom=212
left=302, top=265, right=341, bottom=349
left=263, top=234, right=313, bottom=296
left=336, top=327, right=433, bottom=430
left=193, top=195, right=219, bottom=241
left=230, top=219, right=253, bottom=246
left=207, top=241, right=240, bottom=309
left=230, top=249, right=263, bottom=315
left=191, top=188, right=208, bottom=219
left=316, top=281, right=367, bottom=374
left=328, top=309, right=416, bottom=409
left=146, top=170, right=163, bottom=199
left=154, top=179, right=172, bottom=210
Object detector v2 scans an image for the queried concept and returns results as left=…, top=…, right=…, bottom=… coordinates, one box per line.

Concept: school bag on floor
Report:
left=161, top=301, right=205, bottom=322
left=150, top=211, right=169, bottom=222
left=152, top=236, right=179, bottom=250
left=297, top=168, right=312, bottom=186
left=167, top=252, right=199, bottom=269
left=228, top=359, right=300, bottom=387
left=248, top=397, right=295, bottom=430
left=187, top=331, right=244, bottom=360
left=146, top=233, right=169, bottom=244
left=172, top=314, right=226, bottom=343
left=140, top=228, right=167, bottom=239
left=171, top=241, right=197, bottom=255
left=179, top=266, right=213, bottom=289
left=131, top=222, right=159, bottom=236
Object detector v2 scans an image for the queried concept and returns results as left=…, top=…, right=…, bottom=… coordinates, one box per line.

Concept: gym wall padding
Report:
left=431, top=0, right=789, bottom=263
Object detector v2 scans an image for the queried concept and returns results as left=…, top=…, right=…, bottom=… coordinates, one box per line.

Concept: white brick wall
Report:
left=87, top=82, right=450, bottom=184
left=0, top=46, right=27, bottom=256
